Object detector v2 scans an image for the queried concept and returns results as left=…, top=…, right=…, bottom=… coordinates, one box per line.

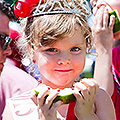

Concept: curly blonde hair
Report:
left=21, top=0, right=92, bottom=49
left=18, top=0, right=93, bottom=76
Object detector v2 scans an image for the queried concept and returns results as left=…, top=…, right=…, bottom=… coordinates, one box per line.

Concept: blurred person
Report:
left=0, top=1, right=38, bottom=120
left=0, top=0, right=12, bottom=75
left=91, top=0, right=120, bottom=119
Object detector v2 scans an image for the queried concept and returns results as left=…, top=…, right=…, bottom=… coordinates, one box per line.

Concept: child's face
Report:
left=34, top=25, right=87, bottom=89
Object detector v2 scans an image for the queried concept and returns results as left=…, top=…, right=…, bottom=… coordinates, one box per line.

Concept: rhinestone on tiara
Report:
left=32, top=0, right=92, bottom=17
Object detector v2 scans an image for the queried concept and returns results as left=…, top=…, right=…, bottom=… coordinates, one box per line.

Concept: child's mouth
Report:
left=55, top=69, right=72, bottom=72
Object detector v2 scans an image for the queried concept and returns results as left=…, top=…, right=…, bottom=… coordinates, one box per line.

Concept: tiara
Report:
left=32, top=0, right=91, bottom=17
left=12, top=0, right=92, bottom=19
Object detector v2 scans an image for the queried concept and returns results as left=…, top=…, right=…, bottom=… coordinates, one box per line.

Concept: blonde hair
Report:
left=18, top=0, right=93, bottom=76
left=21, top=0, right=92, bottom=49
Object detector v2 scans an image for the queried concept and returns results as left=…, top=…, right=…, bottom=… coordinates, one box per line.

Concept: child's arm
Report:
left=94, top=88, right=116, bottom=120
left=92, top=5, right=115, bottom=96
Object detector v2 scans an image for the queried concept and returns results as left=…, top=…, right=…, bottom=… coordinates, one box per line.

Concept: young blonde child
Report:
left=3, top=0, right=116, bottom=119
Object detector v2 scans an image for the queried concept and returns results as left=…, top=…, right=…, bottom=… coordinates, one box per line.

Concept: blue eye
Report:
left=45, top=48, right=58, bottom=54
left=70, top=47, right=81, bottom=52
left=46, top=48, right=58, bottom=52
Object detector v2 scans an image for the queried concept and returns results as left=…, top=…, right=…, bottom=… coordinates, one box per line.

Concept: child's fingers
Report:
left=103, top=7, right=109, bottom=28
left=109, top=15, right=115, bottom=31
left=92, top=2, right=106, bottom=15
left=73, top=82, right=88, bottom=100
left=31, top=84, right=48, bottom=106
left=72, top=88, right=84, bottom=102
left=73, top=79, right=99, bottom=102
left=90, top=0, right=97, bottom=7
left=74, top=81, right=88, bottom=91
left=80, top=79, right=99, bottom=95
left=37, top=88, right=50, bottom=108
left=51, top=100, right=63, bottom=112
left=31, top=90, right=38, bottom=106
left=93, top=5, right=105, bottom=30
left=44, top=89, right=60, bottom=109
left=98, top=6, right=106, bottom=27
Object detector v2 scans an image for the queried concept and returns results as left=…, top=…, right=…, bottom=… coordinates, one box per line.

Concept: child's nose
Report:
left=57, top=59, right=71, bottom=65
left=3, top=45, right=12, bottom=56
left=57, top=53, right=71, bottom=65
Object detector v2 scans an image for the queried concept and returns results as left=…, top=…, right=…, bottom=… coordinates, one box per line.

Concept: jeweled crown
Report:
left=32, top=0, right=92, bottom=17
left=12, top=0, right=92, bottom=19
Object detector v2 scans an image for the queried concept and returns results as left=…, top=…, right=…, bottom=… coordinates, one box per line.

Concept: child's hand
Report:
left=73, top=79, right=99, bottom=120
left=92, top=6, right=115, bottom=52
left=31, top=84, right=62, bottom=120
left=91, top=0, right=120, bottom=40
left=90, top=0, right=113, bottom=15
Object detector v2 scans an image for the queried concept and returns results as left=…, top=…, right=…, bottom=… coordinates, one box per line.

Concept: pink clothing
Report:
left=0, top=63, right=38, bottom=120
left=112, top=45, right=120, bottom=120
left=112, top=45, right=120, bottom=77
left=3, top=91, right=77, bottom=120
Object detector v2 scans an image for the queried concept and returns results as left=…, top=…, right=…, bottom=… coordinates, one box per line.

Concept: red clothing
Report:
left=112, top=45, right=120, bottom=120
left=67, top=102, right=77, bottom=120
left=9, top=28, right=25, bottom=71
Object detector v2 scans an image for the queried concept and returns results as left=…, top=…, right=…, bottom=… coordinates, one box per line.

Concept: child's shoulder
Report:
left=95, top=88, right=110, bottom=100
left=95, top=88, right=113, bottom=107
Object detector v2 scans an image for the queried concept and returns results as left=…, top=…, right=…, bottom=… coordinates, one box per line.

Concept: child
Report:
left=3, top=0, right=116, bottom=119
left=90, top=0, right=120, bottom=119
left=27, top=0, right=116, bottom=119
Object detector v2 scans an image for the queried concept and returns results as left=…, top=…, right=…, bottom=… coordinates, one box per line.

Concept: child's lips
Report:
left=55, top=69, right=73, bottom=72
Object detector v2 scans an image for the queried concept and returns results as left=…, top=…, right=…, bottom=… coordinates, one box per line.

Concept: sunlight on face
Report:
left=34, top=25, right=87, bottom=89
